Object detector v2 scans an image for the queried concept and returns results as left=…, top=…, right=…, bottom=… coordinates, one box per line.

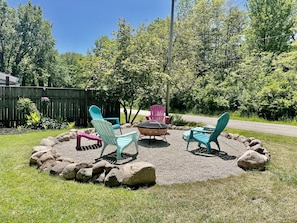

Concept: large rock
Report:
left=92, top=160, right=110, bottom=175
left=92, top=171, right=106, bottom=184
left=76, top=168, right=93, bottom=182
left=60, top=163, right=78, bottom=180
left=30, top=150, right=49, bottom=165
left=49, top=161, right=71, bottom=175
left=37, top=152, right=55, bottom=166
left=31, top=146, right=52, bottom=154
left=104, top=168, right=123, bottom=187
left=121, top=162, right=156, bottom=186
left=39, top=159, right=56, bottom=172
left=40, top=137, right=57, bottom=147
left=60, top=162, right=90, bottom=180
left=237, top=150, right=269, bottom=170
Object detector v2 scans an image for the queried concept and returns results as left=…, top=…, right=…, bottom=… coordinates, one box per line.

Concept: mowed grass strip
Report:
left=0, top=128, right=297, bottom=223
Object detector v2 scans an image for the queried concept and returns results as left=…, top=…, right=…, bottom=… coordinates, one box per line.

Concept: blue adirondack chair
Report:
left=185, top=112, right=230, bottom=153
left=89, top=105, right=122, bottom=134
left=91, top=119, right=138, bottom=161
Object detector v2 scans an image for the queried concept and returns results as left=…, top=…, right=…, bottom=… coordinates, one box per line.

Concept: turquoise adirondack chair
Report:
left=89, top=105, right=122, bottom=134
left=185, top=112, right=230, bottom=153
left=91, top=119, right=138, bottom=161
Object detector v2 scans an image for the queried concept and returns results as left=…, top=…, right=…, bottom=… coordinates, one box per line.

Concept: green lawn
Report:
left=0, top=128, right=297, bottom=223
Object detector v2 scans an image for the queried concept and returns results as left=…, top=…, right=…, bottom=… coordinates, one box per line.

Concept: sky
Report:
left=8, top=0, right=172, bottom=55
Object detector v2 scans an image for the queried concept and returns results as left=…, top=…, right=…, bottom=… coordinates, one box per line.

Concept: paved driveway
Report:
left=122, top=109, right=297, bottom=137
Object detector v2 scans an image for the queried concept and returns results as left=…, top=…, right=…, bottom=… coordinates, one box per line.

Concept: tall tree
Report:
left=93, top=35, right=117, bottom=60
left=0, top=0, right=56, bottom=85
left=52, top=52, right=85, bottom=88
left=246, top=0, right=295, bottom=54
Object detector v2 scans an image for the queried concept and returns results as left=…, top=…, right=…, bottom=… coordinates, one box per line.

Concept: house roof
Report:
left=0, top=72, right=21, bottom=86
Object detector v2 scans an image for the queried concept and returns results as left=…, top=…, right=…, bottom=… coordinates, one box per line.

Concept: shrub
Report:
left=170, top=114, right=187, bottom=126
left=16, top=97, right=73, bottom=130
left=16, top=97, right=39, bottom=116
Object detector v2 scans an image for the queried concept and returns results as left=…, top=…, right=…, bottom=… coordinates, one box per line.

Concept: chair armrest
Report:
left=203, top=125, right=215, bottom=131
left=191, top=127, right=204, bottom=133
left=117, top=131, right=137, bottom=138
left=190, top=126, right=213, bottom=135
left=104, top=117, right=120, bottom=124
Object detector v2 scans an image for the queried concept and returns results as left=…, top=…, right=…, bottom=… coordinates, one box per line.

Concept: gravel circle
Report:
left=53, top=127, right=247, bottom=185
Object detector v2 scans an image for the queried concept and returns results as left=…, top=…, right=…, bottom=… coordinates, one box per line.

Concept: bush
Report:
left=170, top=114, right=187, bottom=126
left=16, top=97, right=73, bottom=130
left=16, top=97, right=39, bottom=116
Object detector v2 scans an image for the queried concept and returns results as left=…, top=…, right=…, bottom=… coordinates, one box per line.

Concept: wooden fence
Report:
left=0, top=86, right=120, bottom=128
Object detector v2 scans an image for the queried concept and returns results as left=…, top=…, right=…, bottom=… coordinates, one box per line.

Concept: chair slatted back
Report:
left=89, top=105, right=104, bottom=120
left=91, top=120, right=117, bottom=145
left=209, top=112, right=230, bottom=141
left=150, top=104, right=165, bottom=122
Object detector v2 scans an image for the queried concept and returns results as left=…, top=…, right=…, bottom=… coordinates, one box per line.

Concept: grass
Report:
left=1, top=127, right=297, bottom=223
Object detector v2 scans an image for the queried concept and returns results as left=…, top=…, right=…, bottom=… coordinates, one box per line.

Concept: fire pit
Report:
left=136, top=120, right=168, bottom=142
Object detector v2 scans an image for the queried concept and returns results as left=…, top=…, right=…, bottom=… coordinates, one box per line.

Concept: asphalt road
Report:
left=123, top=109, right=297, bottom=137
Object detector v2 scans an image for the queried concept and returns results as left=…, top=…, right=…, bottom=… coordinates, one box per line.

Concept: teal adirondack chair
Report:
left=89, top=105, right=122, bottom=134
left=185, top=112, right=230, bottom=153
left=91, top=119, right=138, bottom=161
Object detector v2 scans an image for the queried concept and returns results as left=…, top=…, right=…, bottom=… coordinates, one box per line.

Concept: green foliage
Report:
left=0, top=1, right=56, bottom=85
left=24, top=112, right=69, bottom=130
left=6, top=0, right=297, bottom=123
left=170, top=114, right=188, bottom=126
left=16, top=97, right=71, bottom=129
left=38, top=117, right=70, bottom=130
left=246, top=0, right=295, bottom=54
left=25, top=111, right=41, bottom=128
left=16, top=97, right=39, bottom=116
left=53, top=52, right=86, bottom=88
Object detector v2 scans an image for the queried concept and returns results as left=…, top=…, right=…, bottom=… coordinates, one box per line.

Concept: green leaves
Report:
left=0, top=1, right=56, bottom=85
left=246, top=0, right=295, bottom=54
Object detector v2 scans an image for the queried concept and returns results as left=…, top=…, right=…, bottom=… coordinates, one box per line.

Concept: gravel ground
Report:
left=53, top=127, right=247, bottom=185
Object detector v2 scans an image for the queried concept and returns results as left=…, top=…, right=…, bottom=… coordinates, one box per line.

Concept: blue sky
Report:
left=8, top=0, right=171, bottom=54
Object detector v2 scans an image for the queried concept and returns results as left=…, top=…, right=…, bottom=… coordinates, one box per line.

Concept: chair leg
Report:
left=186, top=140, right=191, bottom=151
left=76, top=134, right=82, bottom=149
left=100, top=144, right=107, bottom=158
left=206, top=143, right=212, bottom=153
left=134, top=142, right=139, bottom=154
left=116, top=147, right=122, bottom=161
left=214, top=140, right=221, bottom=151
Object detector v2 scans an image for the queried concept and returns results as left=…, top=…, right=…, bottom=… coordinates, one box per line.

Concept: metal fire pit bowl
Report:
left=136, top=120, right=168, bottom=142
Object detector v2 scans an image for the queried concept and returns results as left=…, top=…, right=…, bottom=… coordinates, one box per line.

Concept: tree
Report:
left=0, top=1, right=56, bottom=85
left=93, top=35, right=117, bottom=60
left=52, top=52, right=85, bottom=88
left=246, top=0, right=295, bottom=54
left=170, top=0, right=246, bottom=112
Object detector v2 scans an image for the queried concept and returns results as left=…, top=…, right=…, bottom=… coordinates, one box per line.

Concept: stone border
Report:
left=29, top=125, right=271, bottom=188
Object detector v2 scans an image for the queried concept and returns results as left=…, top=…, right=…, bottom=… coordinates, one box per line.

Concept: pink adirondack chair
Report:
left=146, top=104, right=170, bottom=124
